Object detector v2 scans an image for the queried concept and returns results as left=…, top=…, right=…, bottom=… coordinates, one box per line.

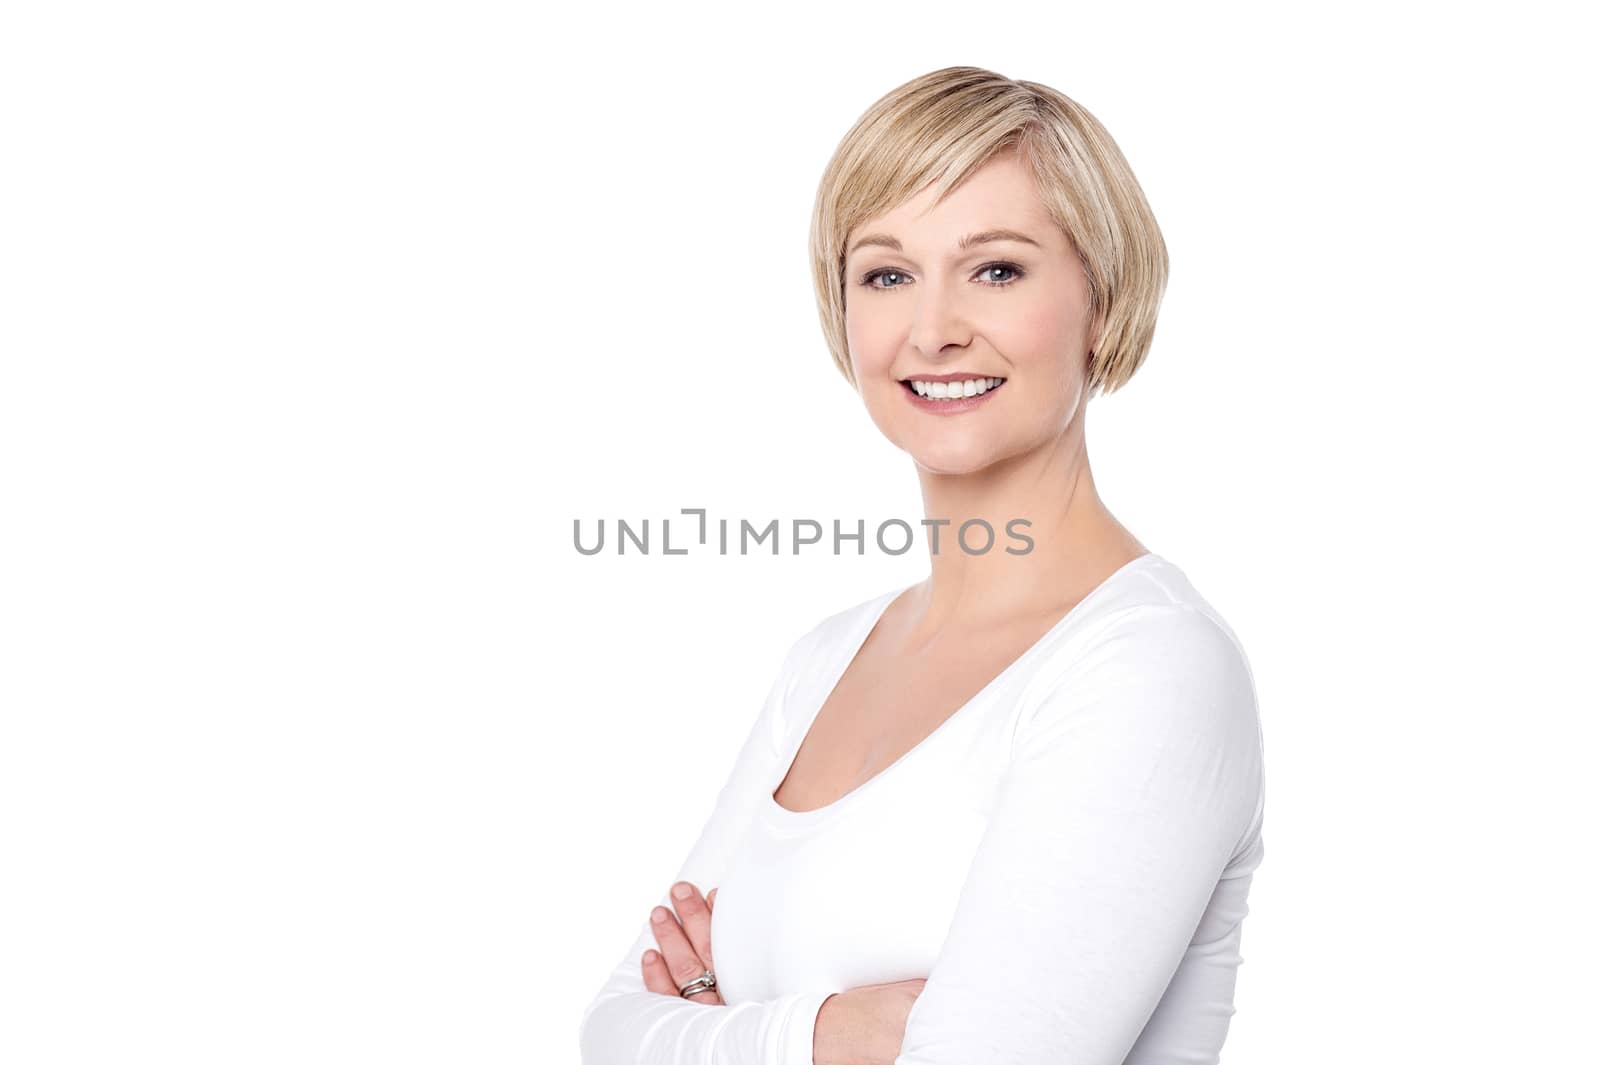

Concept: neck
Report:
left=910, top=412, right=1141, bottom=630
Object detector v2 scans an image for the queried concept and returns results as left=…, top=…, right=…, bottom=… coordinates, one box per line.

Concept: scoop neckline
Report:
left=762, top=551, right=1165, bottom=830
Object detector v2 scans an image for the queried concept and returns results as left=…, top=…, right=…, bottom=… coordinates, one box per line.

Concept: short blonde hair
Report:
left=808, top=66, right=1169, bottom=398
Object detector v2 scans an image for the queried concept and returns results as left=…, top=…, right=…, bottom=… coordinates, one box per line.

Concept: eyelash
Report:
left=857, top=261, right=1027, bottom=291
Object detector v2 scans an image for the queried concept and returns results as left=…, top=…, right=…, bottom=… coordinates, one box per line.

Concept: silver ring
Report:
left=677, top=969, right=717, bottom=998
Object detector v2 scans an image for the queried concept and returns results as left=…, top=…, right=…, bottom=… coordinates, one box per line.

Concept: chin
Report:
left=907, top=444, right=1001, bottom=477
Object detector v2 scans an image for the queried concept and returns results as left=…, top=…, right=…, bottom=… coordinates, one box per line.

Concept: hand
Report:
left=814, top=977, right=928, bottom=1065
left=641, top=881, right=723, bottom=1005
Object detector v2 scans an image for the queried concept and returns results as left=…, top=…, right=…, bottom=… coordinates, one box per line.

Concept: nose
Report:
left=907, top=279, right=973, bottom=360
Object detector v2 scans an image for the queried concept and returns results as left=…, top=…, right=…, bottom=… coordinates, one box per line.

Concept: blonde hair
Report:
left=808, top=66, right=1169, bottom=398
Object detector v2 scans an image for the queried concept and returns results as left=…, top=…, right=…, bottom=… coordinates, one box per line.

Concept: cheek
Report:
left=994, top=296, right=1082, bottom=368
left=843, top=308, right=890, bottom=370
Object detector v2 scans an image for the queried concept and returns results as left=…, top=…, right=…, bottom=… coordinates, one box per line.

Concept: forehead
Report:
left=849, top=154, right=1057, bottom=255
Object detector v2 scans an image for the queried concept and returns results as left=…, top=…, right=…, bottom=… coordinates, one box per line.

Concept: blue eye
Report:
left=862, top=269, right=910, bottom=289
left=858, top=262, right=1027, bottom=291
left=979, top=264, right=1021, bottom=285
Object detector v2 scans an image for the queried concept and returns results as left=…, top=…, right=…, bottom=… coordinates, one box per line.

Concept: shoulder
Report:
left=1019, top=558, right=1260, bottom=743
left=1059, top=553, right=1254, bottom=690
left=802, top=583, right=902, bottom=644
left=763, top=581, right=905, bottom=690
left=1012, top=590, right=1265, bottom=847
left=1065, top=601, right=1253, bottom=700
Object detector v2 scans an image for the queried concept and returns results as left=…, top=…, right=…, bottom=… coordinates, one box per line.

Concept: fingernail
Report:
left=672, top=883, right=693, bottom=899
left=652, top=907, right=671, bottom=923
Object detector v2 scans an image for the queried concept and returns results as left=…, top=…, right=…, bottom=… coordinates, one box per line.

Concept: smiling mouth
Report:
left=900, top=377, right=1007, bottom=400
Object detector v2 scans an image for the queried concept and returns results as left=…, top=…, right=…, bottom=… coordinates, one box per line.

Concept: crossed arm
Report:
left=579, top=603, right=1262, bottom=1065
left=577, top=632, right=835, bottom=1065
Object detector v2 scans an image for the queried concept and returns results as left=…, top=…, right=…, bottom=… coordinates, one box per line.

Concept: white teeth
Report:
left=910, top=377, right=1004, bottom=399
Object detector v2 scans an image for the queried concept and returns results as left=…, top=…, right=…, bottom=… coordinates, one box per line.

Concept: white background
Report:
left=3, top=2, right=1596, bottom=1062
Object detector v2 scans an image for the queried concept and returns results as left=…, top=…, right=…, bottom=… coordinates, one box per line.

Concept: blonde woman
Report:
left=579, top=66, right=1265, bottom=1065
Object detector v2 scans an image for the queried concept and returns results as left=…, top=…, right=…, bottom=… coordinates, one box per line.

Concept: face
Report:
left=843, top=150, right=1102, bottom=476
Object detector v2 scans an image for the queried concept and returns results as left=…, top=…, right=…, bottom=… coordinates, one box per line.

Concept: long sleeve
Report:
left=893, top=603, right=1264, bottom=1065
left=578, top=629, right=835, bottom=1065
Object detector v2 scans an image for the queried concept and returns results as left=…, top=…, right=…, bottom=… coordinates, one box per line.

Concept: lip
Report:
left=899, top=372, right=1003, bottom=384
left=900, top=377, right=1005, bottom=415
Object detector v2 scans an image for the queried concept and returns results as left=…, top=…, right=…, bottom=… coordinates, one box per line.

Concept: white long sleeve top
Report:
left=578, top=552, right=1266, bottom=1065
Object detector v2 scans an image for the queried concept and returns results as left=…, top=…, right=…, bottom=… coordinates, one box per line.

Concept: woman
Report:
left=579, top=66, right=1265, bottom=1065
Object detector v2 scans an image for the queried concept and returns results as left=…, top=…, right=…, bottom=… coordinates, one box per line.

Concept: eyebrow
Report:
left=846, top=227, right=1044, bottom=260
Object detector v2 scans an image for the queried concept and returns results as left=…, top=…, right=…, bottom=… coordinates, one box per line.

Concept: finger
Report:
left=640, top=949, right=678, bottom=996
left=650, top=903, right=716, bottom=1000
left=707, top=887, right=717, bottom=911
left=642, top=940, right=721, bottom=1005
left=668, top=881, right=717, bottom=975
